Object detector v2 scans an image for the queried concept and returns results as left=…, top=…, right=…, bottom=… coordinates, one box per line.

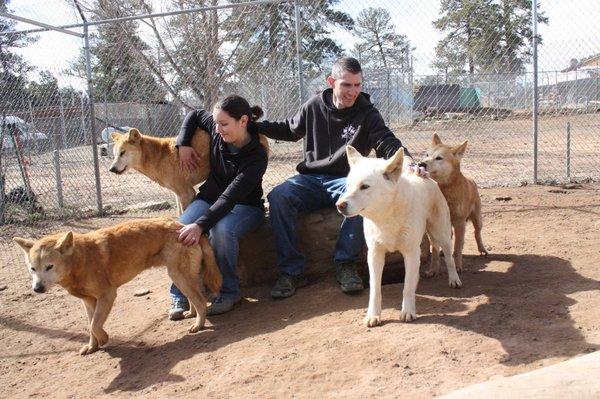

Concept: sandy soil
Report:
left=1, top=183, right=599, bottom=398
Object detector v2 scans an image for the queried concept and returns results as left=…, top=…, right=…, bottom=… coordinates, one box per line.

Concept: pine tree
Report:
left=0, top=0, right=36, bottom=110
left=353, top=7, right=410, bottom=71
left=433, top=0, right=547, bottom=76
left=89, top=22, right=166, bottom=103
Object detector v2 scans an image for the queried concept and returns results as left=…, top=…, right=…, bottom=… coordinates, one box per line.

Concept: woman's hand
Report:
left=178, top=146, right=202, bottom=172
left=178, top=223, right=203, bottom=246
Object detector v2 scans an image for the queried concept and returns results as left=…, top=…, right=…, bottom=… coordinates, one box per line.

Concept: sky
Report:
left=6, top=0, right=600, bottom=89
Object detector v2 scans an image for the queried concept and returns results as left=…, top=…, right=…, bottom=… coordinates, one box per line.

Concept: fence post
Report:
left=0, top=173, right=4, bottom=225
left=409, top=51, right=414, bottom=124
left=385, top=68, right=391, bottom=124
left=294, top=0, right=305, bottom=105
left=83, top=23, right=104, bottom=215
left=80, top=93, right=87, bottom=141
left=0, top=118, right=4, bottom=224
left=566, top=122, right=571, bottom=179
left=52, top=94, right=65, bottom=208
left=26, top=99, right=36, bottom=163
left=532, top=0, right=539, bottom=184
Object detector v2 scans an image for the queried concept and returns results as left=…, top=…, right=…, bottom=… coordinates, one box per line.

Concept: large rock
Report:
left=238, top=208, right=405, bottom=286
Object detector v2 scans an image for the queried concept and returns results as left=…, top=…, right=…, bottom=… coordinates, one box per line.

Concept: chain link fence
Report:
left=1, top=0, right=600, bottom=263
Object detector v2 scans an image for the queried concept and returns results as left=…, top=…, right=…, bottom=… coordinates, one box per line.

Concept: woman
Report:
left=170, top=95, right=268, bottom=318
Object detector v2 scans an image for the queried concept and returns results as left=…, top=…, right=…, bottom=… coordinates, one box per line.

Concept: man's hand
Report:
left=178, top=223, right=203, bottom=246
left=178, top=146, right=202, bottom=172
left=406, top=158, right=429, bottom=178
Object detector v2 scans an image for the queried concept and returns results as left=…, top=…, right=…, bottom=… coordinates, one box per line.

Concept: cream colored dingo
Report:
left=13, top=217, right=221, bottom=355
left=336, top=146, right=462, bottom=327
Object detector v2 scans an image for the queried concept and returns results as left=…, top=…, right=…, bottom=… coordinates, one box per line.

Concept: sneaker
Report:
left=335, top=261, right=364, bottom=294
left=207, top=295, right=241, bottom=316
left=271, top=273, right=308, bottom=299
left=169, top=298, right=190, bottom=321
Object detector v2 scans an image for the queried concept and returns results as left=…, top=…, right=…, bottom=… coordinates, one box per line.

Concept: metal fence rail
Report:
left=1, top=0, right=599, bottom=264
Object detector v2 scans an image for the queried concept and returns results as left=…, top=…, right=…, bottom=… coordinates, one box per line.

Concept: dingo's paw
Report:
left=95, top=330, right=109, bottom=346
left=479, top=248, right=489, bottom=256
left=399, top=310, right=416, bottom=322
left=183, top=310, right=196, bottom=319
left=423, top=269, right=439, bottom=278
left=448, top=276, right=462, bottom=288
left=364, top=316, right=381, bottom=328
left=79, top=344, right=98, bottom=356
left=188, top=324, right=203, bottom=334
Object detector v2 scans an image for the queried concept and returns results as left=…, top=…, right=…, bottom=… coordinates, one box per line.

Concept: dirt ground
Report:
left=1, top=183, right=599, bottom=398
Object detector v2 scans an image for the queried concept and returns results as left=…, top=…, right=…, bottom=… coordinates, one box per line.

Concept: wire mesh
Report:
left=1, top=0, right=600, bottom=266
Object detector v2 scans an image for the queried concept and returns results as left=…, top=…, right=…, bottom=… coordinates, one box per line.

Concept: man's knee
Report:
left=267, top=182, right=295, bottom=208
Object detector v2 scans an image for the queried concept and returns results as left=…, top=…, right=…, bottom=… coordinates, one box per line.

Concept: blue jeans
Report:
left=266, top=174, right=365, bottom=276
left=170, top=199, right=264, bottom=302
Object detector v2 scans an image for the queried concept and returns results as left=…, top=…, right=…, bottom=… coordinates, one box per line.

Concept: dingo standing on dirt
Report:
left=13, top=217, right=221, bottom=355
left=419, top=133, right=488, bottom=274
left=336, top=146, right=462, bottom=327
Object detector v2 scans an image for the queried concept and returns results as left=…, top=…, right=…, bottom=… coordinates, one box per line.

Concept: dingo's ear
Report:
left=452, top=140, right=468, bottom=158
left=55, top=232, right=74, bottom=256
left=13, top=237, right=35, bottom=252
left=432, top=133, right=442, bottom=146
left=127, top=128, right=141, bottom=144
left=383, top=147, right=404, bottom=181
left=346, top=146, right=362, bottom=167
left=110, top=132, right=123, bottom=141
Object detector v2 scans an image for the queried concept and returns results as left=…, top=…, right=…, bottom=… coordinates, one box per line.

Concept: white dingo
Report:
left=336, top=146, right=462, bottom=327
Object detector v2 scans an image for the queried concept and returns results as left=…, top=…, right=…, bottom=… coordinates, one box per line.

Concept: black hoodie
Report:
left=256, top=88, right=409, bottom=176
left=176, top=109, right=268, bottom=231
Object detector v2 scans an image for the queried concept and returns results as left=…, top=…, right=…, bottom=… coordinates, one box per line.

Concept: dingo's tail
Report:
left=199, top=235, right=222, bottom=295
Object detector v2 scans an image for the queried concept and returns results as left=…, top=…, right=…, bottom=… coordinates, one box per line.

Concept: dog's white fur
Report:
left=337, top=146, right=462, bottom=327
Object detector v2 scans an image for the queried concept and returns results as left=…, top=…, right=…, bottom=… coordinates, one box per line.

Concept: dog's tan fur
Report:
left=109, top=128, right=210, bottom=215
left=420, top=133, right=488, bottom=274
left=109, top=128, right=270, bottom=215
left=13, top=217, right=221, bottom=355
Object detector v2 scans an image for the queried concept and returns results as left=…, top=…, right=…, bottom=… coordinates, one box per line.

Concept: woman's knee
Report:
left=210, top=222, right=237, bottom=245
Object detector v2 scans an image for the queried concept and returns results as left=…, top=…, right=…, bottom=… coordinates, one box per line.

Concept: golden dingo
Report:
left=419, top=133, right=488, bottom=274
left=13, top=217, right=221, bottom=355
left=109, top=128, right=270, bottom=215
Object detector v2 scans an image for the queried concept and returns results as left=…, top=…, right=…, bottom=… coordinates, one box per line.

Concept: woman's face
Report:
left=212, top=108, right=248, bottom=144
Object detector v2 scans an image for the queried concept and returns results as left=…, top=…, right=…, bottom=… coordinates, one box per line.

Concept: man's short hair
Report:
left=331, top=57, right=362, bottom=79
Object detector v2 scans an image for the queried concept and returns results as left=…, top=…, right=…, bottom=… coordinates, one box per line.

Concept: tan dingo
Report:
left=109, top=128, right=270, bottom=215
left=13, top=217, right=221, bottom=355
left=109, top=128, right=210, bottom=215
left=419, top=133, right=488, bottom=274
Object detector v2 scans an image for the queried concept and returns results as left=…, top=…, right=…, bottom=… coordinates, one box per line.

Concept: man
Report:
left=257, top=57, right=421, bottom=299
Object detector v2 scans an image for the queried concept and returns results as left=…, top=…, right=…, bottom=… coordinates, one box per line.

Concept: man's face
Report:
left=327, top=70, right=363, bottom=109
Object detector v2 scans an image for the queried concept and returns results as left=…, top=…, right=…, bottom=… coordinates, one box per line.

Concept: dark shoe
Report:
left=168, top=298, right=190, bottom=321
left=271, top=273, right=308, bottom=299
left=335, top=261, right=364, bottom=294
left=207, top=295, right=241, bottom=316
